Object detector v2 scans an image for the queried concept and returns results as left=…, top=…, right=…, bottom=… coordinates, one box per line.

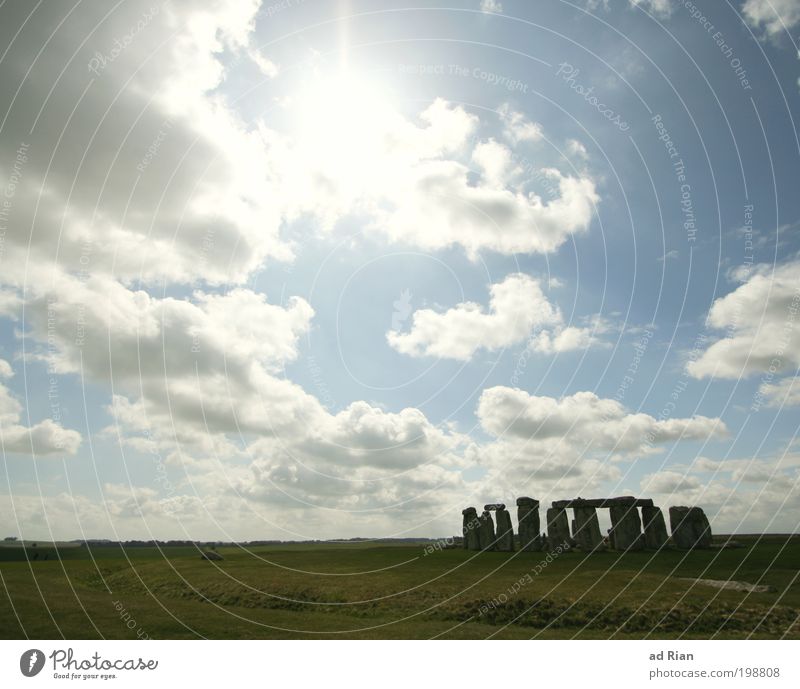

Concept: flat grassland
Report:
left=1, top=536, right=798, bottom=639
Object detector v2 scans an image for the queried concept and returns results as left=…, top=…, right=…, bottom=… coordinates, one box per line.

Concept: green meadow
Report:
left=1, top=536, right=798, bottom=639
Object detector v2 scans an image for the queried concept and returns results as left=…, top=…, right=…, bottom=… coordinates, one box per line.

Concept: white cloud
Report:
left=530, top=326, right=596, bottom=354
left=380, top=162, right=598, bottom=257
left=688, top=260, right=800, bottom=379
left=567, top=139, right=589, bottom=159
left=0, top=359, right=81, bottom=455
left=640, top=470, right=702, bottom=493
left=480, top=0, right=504, bottom=12
left=387, top=273, right=597, bottom=360
left=628, top=0, right=673, bottom=17
left=9, top=270, right=468, bottom=519
left=464, top=386, right=725, bottom=501
left=472, top=139, right=520, bottom=188
left=21, top=276, right=313, bottom=384
left=758, top=377, right=800, bottom=407
left=459, top=390, right=726, bottom=518
left=274, top=91, right=598, bottom=258
left=742, top=0, right=800, bottom=36
left=498, top=103, right=544, bottom=143
left=641, top=453, right=800, bottom=533
left=658, top=249, right=679, bottom=262
left=247, top=48, right=279, bottom=77
left=477, top=386, right=727, bottom=453
left=585, top=0, right=673, bottom=17
left=0, top=1, right=291, bottom=288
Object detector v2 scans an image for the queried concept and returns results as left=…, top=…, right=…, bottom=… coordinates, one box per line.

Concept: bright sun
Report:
left=292, top=71, right=403, bottom=188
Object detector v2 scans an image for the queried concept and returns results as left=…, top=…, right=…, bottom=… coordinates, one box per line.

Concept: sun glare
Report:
left=292, top=71, right=401, bottom=188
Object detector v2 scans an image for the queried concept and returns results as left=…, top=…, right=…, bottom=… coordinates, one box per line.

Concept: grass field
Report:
left=1, top=536, right=798, bottom=639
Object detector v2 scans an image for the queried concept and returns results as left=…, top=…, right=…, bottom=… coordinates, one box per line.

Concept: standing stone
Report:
left=516, top=497, right=541, bottom=552
left=462, top=507, right=481, bottom=551
left=695, top=508, right=712, bottom=548
left=546, top=507, right=572, bottom=551
left=478, top=511, right=496, bottom=551
left=609, top=504, right=644, bottom=551
left=494, top=507, right=515, bottom=551
left=669, top=506, right=712, bottom=549
left=642, top=505, right=669, bottom=550
left=572, top=506, right=605, bottom=552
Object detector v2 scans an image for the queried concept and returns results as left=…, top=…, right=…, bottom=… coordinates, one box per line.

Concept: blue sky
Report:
left=0, top=0, right=799, bottom=540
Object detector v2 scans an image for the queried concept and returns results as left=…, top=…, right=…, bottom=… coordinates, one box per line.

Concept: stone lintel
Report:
left=552, top=497, right=654, bottom=509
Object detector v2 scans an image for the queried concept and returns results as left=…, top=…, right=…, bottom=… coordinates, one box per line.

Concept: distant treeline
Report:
left=75, top=537, right=454, bottom=548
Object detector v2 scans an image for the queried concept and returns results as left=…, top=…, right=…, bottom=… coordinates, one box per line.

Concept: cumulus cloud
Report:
left=3, top=271, right=319, bottom=457
left=758, top=377, right=800, bottom=407
left=7, top=269, right=466, bottom=518
left=273, top=91, right=598, bottom=258
left=472, top=139, right=521, bottom=188
left=585, top=0, right=673, bottom=17
left=628, top=0, right=673, bottom=17
left=529, top=326, right=597, bottom=354
left=387, top=273, right=597, bottom=360
left=0, top=359, right=81, bottom=455
left=567, top=139, right=589, bottom=159
left=640, top=470, right=702, bottom=493
left=21, top=276, right=313, bottom=385
left=480, top=0, right=504, bottom=12
left=0, top=0, right=291, bottom=288
left=456, top=385, right=727, bottom=510
left=498, top=103, right=543, bottom=143
left=687, top=260, right=800, bottom=379
left=742, top=0, right=800, bottom=36
left=477, top=386, right=727, bottom=453
left=641, top=451, right=800, bottom=533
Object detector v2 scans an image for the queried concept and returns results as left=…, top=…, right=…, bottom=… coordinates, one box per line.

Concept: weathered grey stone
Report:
left=572, top=506, right=605, bottom=551
left=462, top=507, right=481, bottom=551
left=477, top=511, right=496, bottom=551
left=696, top=510, right=712, bottom=547
left=670, top=507, right=696, bottom=549
left=484, top=503, right=506, bottom=511
left=609, top=504, right=644, bottom=551
left=546, top=507, right=572, bottom=551
left=552, top=497, right=654, bottom=509
left=494, top=507, right=515, bottom=551
left=669, top=506, right=712, bottom=549
left=517, top=499, right=542, bottom=551
left=642, top=505, right=669, bottom=550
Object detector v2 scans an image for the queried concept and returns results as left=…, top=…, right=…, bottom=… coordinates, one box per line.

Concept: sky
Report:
left=0, top=0, right=799, bottom=541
